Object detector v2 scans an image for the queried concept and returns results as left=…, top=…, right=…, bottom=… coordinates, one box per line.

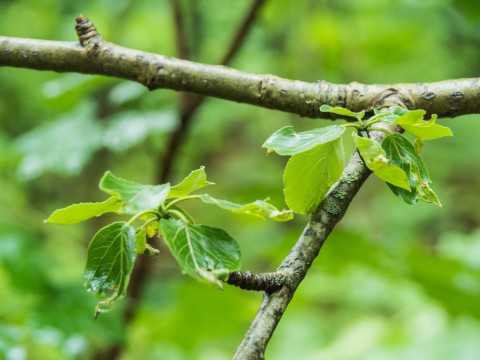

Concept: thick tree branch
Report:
left=1, top=31, right=479, bottom=119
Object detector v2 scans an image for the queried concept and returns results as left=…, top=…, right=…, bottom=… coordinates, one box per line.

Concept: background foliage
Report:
left=1, top=0, right=480, bottom=359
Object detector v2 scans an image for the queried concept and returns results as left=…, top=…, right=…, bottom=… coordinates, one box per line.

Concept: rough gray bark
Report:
left=1, top=21, right=479, bottom=119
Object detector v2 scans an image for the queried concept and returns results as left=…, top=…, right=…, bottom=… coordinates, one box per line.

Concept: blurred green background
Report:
left=1, top=0, right=480, bottom=359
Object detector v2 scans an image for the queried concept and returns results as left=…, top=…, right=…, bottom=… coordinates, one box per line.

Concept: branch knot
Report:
left=75, top=15, right=103, bottom=49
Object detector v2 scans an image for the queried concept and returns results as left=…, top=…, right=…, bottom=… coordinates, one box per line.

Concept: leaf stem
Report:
left=127, top=210, right=162, bottom=227
left=165, top=208, right=189, bottom=223
left=164, top=195, right=201, bottom=211
left=343, top=123, right=361, bottom=130
left=368, top=127, right=392, bottom=136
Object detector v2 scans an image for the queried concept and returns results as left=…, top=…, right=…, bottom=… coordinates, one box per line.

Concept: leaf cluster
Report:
left=46, top=167, right=292, bottom=317
left=263, top=105, right=453, bottom=214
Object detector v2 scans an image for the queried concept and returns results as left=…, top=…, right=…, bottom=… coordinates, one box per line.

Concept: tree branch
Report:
left=1, top=28, right=479, bottom=119
left=225, top=271, right=290, bottom=292
left=232, top=120, right=400, bottom=359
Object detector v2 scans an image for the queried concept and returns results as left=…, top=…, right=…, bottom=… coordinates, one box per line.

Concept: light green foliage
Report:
left=99, top=171, right=171, bottom=214
left=45, top=167, right=291, bottom=316
left=83, top=222, right=136, bottom=317
left=353, top=134, right=410, bottom=190
left=168, top=166, right=214, bottom=198
left=199, top=194, right=293, bottom=221
left=262, top=125, right=345, bottom=155
left=160, top=219, right=241, bottom=288
left=45, top=196, right=123, bottom=224
left=320, top=104, right=365, bottom=120
left=383, top=134, right=441, bottom=206
left=394, top=109, right=453, bottom=142
left=284, top=138, right=345, bottom=214
left=265, top=105, right=451, bottom=214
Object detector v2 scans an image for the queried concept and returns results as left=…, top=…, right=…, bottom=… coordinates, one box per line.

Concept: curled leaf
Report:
left=198, top=194, right=293, bottom=221
left=382, top=134, right=441, bottom=206
left=353, top=134, right=410, bottom=190
left=320, top=104, right=365, bottom=119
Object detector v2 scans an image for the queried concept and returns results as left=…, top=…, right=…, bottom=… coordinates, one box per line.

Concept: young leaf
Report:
left=45, top=196, right=123, bottom=224
left=353, top=134, right=410, bottom=190
left=394, top=110, right=453, bottom=140
left=382, top=134, right=441, bottom=206
left=99, top=171, right=170, bottom=214
left=376, top=106, right=409, bottom=124
left=262, top=125, right=345, bottom=155
left=83, top=222, right=136, bottom=317
left=284, top=137, right=345, bottom=214
left=160, top=219, right=241, bottom=288
left=135, top=228, right=147, bottom=254
left=168, top=166, right=214, bottom=199
left=320, top=104, right=365, bottom=119
left=198, top=194, right=293, bottom=221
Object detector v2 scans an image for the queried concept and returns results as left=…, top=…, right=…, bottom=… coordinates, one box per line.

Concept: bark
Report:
left=1, top=32, right=479, bottom=119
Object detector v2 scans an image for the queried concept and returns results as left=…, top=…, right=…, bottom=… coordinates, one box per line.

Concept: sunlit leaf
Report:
left=99, top=171, right=170, bottom=214
left=394, top=110, right=453, bottom=140
left=377, top=106, right=410, bottom=124
left=353, top=133, right=410, bottom=190
left=382, top=134, right=441, bottom=206
left=320, top=104, right=365, bottom=119
left=198, top=194, right=293, bottom=221
left=168, top=166, right=214, bottom=199
left=284, top=138, right=345, bottom=214
left=45, top=196, right=123, bottom=224
left=83, top=222, right=136, bottom=317
left=262, top=125, right=345, bottom=155
left=160, top=219, right=240, bottom=288
left=135, top=228, right=147, bottom=255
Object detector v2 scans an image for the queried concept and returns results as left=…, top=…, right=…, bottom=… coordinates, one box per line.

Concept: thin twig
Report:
left=221, top=0, right=266, bottom=66
left=170, top=0, right=190, bottom=60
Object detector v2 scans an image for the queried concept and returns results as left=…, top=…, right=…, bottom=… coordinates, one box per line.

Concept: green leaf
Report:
left=414, top=138, right=424, bottom=153
left=168, top=166, right=214, bottom=198
left=45, top=196, right=123, bottom=224
left=262, top=125, right=345, bottom=156
left=353, top=134, right=410, bottom=190
left=284, top=137, right=345, bottom=214
left=382, top=134, right=441, bottom=206
left=198, top=194, right=293, bottom=221
left=83, top=222, right=136, bottom=317
left=376, top=106, right=410, bottom=124
left=135, top=228, right=147, bottom=254
left=99, top=171, right=170, bottom=214
left=320, top=104, right=365, bottom=119
left=160, top=219, right=241, bottom=288
left=394, top=110, right=453, bottom=140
